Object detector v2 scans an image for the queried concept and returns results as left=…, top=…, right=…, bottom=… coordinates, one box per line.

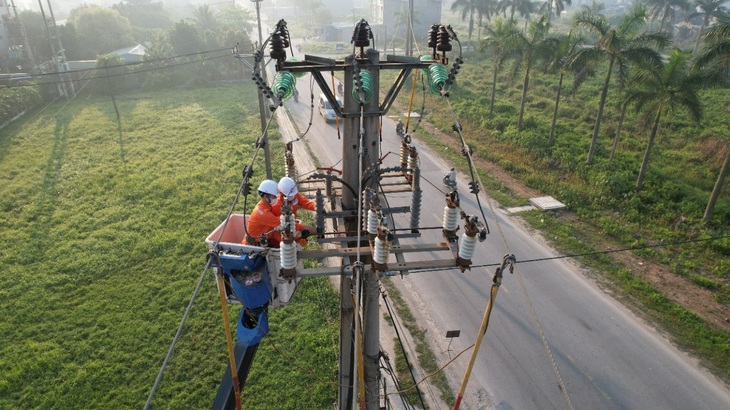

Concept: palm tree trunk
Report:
left=693, top=17, right=709, bottom=54
left=610, top=102, right=627, bottom=161
left=636, top=111, right=661, bottom=190
left=468, top=10, right=475, bottom=51
left=518, top=64, right=531, bottom=130
left=489, top=63, right=498, bottom=115
left=703, top=148, right=730, bottom=223
left=588, top=55, right=615, bottom=164
left=549, top=72, right=564, bottom=145
left=547, top=2, right=553, bottom=26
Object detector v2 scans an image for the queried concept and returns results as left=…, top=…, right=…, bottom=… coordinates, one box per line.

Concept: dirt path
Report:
left=416, top=121, right=730, bottom=333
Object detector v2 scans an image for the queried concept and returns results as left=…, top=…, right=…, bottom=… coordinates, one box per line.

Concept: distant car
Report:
left=318, top=94, right=343, bottom=122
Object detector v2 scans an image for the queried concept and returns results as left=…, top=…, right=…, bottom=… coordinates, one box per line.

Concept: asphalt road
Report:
left=280, top=70, right=730, bottom=410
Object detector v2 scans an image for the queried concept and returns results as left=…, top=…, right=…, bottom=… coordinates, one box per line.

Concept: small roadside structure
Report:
left=506, top=195, right=566, bottom=214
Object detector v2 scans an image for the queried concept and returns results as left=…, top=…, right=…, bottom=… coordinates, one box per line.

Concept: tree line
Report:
left=448, top=1, right=728, bottom=223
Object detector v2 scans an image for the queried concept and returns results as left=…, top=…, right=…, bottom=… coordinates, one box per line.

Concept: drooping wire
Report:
left=144, top=261, right=213, bottom=410
left=3, top=52, right=233, bottom=88
left=145, top=68, right=280, bottom=408
left=380, top=285, right=427, bottom=409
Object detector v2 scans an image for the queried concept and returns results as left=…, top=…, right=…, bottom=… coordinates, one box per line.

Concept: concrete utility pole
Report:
left=9, top=0, right=36, bottom=71
left=37, top=0, right=74, bottom=98
left=279, top=24, right=437, bottom=408
left=263, top=19, right=467, bottom=410
left=251, top=0, right=272, bottom=179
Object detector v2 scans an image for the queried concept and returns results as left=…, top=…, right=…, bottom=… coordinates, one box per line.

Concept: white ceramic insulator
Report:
left=280, top=241, right=297, bottom=269
left=458, top=233, right=477, bottom=261
left=407, top=152, right=417, bottom=175
left=367, top=209, right=379, bottom=235
left=280, top=213, right=295, bottom=232
left=374, top=236, right=389, bottom=264
left=443, top=206, right=459, bottom=231
left=400, top=144, right=409, bottom=165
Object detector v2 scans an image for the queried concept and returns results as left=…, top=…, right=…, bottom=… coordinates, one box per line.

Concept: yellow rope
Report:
left=405, top=69, right=418, bottom=133
left=215, top=272, right=242, bottom=410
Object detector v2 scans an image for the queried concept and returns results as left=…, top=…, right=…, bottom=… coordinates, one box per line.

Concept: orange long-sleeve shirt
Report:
left=242, top=198, right=282, bottom=247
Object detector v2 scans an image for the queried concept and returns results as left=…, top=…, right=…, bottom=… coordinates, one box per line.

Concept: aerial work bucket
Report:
left=206, top=214, right=303, bottom=309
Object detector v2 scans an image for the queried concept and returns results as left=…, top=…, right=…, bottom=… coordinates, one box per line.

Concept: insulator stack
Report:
left=325, top=170, right=334, bottom=207
left=458, top=233, right=476, bottom=262
left=373, top=236, right=389, bottom=265
left=428, top=24, right=440, bottom=58
left=285, top=143, right=296, bottom=178
left=367, top=208, right=379, bottom=236
left=443, top=206, right=459, bottom=232
left=272, top=71, right=296, bottom=101
left=428, top=63, right=450, bottom=95
left=315, top=188, right=325, bottom=234
left=436, top=25, right=452, bottom=63
left=280, top=212, right=296, bottom=234
left=269, top=32, right=288, bottom=63
left=352, top=69, right=374, bottom=104
left=445, top=57, right=463, bottom=89
left=351, top=19, right=373, bottom=53
left=410, top=167, right=422, bottom=233
left=400, top=141, right=409, bottom=170
left=252, top=72, right=275, bottom=100
left=406, top=146, right=418, bottom=183
left=280, top=241, right=297, bottom=270
left=457, top=214, right=480, bottom=272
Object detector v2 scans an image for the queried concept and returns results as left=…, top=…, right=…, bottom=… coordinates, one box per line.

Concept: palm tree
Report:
left=514, top=0, right=540, bottom=30
left=572, top=5, right=669, bottom=163
left=191, top=4, right=219, bottom=34
left=690, top=0, right=727, bottom=53
left=452, top=0, right=480, bottom=50
left=542, top=0, right=572, bottom=25
left=511, top=16, right=558, bottom=129
left=475, top=0, right=496, bottom=43
left=625, top=49, right=703, bottom=190
left=479, top=17, right=521, bottom=116
left=545, top=31, right=584, bottom=145
left=219, top=5, right=255, bottom=33
left=644, top=0, right=691, bottom=33
left=693, top=12, right=730, bottom=222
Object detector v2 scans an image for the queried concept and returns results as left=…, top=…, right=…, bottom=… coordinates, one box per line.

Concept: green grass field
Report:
left=0, top=85, right=339, bottom=409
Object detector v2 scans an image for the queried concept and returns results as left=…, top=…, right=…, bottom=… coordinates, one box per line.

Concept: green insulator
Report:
left=428, top=63, right=449, bottom=95
left=286, top=57, right=305, bottom=78
left=419, top=55, right=433, bottom=78
left=272, top=71, right=296, bottom=101
left=351, top=70, right=374, bottom=104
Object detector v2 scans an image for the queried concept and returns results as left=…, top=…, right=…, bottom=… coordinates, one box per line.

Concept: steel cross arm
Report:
left=279, top=56, right=434, bottom=119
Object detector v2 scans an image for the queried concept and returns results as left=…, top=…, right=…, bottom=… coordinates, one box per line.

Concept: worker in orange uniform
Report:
left=275, top=176, right=317, bottom=244
left=243, top=180, right=283, bottom=247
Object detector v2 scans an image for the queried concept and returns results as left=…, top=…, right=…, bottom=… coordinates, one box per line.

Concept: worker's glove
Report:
left=301, top=230, right=311, bottom=239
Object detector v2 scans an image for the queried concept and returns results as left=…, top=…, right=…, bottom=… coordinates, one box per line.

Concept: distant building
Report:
left=109, top=44, right=147, bottom=63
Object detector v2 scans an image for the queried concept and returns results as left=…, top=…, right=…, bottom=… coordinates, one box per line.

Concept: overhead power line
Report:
left=1, top=51, right=235, bottom=88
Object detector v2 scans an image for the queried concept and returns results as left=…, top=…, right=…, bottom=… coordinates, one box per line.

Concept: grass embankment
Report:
left=383, top=50, right=730, bottom=382
left=0, top=85, right=338, bottom=409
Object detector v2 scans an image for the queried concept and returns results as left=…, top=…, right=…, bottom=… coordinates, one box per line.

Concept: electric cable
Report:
left=2, top=52, right=232, bottom=88
left=381, top=286, right=428, bottom=409
left=1, top=46, right=234, bottom=81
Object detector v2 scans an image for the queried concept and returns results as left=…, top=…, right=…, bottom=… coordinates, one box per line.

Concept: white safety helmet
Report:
left=257, top=179, right=279, bottom=197
left=278, top=177, right=298, bottom=198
